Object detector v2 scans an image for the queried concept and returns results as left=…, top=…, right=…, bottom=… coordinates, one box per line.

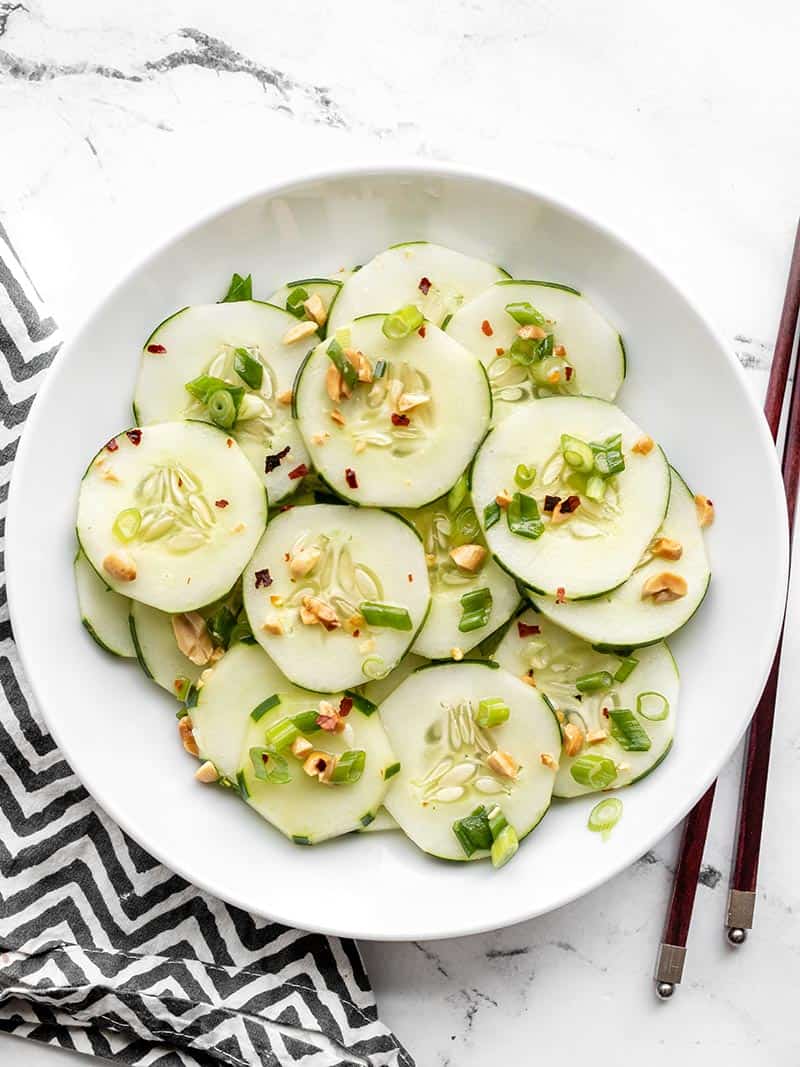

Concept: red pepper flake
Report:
left=226, top=438, right=233, bottom=448
left=146, top=343, right=167, bottom=354
left=105, top=438, right=119, bottom=452
left=602, top=708, right=610, bottom=718
left=215, top=499, right=229, bottom=509
left=481, top=319, right=493, bottom=337
left=339, top=696, right=353, bottom=717
left=345, top=468, right=358, bottom=489
left=560, top=495, right=581, bottom=515
left=517, top=621, right=541, bottom=638
left=565, top=366, right=574, bottom=381
left=544, top=495, right=561, bottom=513
left=279, top=504, right=294, bottom=512
left=407, top=573, right=413, bottom=582
left=495, top=347, right=505, bottom=356
left=391, top=413, right=410, bottom=426
left=126, top=429, right=142, bottom=446
left=352, top=629, right=360, bottom=638
left=418, top=325, right=426, bottom=338
left=254, top=568, right=273, bottom=589
left=288, top=463, right=308, bottom=480
left=418, top=276, right=431, bottom=295
left=555, top=587, right=566, bottom=604
left=264, top=445, right=291, bottom=474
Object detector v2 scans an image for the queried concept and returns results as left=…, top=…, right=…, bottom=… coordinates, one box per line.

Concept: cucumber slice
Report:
left=74, top=549, right=135, bottom=657
left=471, top=397, right=670, bottom=598
left=402, top=497, right=520, bottom=659
left=494, top=610, right=678, bottom=797
left=446, top=280, right=624, bottom=422
left=77, top=421, right=267, bottom=613
left=134, top=301, right=315, bottom=504
left=379, top=661, right=561, bottom=861
left=530, top=468, right=710, bottom=646
left=328, top=242, right=508, bottom=333
left=294, top=317, right=491, bottom=508
left=129, top=600, right=203, bottom=698
left=267, top=278, right=342, bottom=337
left=243, top=504, right=430, bottom=692
left=360, top=807, right=399, bottom=832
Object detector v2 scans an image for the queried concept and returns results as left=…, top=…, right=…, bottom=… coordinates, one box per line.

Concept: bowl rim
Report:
left=6, top=160, right=789, bottom=940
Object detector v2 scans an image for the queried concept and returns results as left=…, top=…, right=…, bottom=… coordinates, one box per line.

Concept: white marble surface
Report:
left=2, top=1, right=800, bottom=1063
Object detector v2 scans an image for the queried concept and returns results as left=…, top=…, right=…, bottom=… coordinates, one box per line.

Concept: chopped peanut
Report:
left=397, top=391, right=430, bottom=413
left=283, top=320, right=318, bottom=345
left=425, top=553, right=437, bottom=567
left=554, top=344, right=567, bottom=357
left=495, top=490, right=513, bottom=509
left=195, top=761, right=219, bottom=783
left=94, top=458, right=120, bottom=483
left=330, top=409, right=346, bottom=426
left=303, top=292, right=327, bottom=326
left=487, top=749, right=519, bottom=779
left=359, top=637, right=376, bottom=654
left=520, top=673, right=536, bottom=687
left=555, top=709, right=565, bottom=723
left=103, top=550, right=136, bottom=583
left=231, top=522, right=246, bottom=534
left=300, top=595, right=340, bottom=630
left=303, top=750, right=338, bottom=783
left=262, top=616, right=285, bottom=635
left=311, top=431, right=330, bottom=446
left=171, top=611, right=214, bottom=666
left=179, top=716, right=199, bottom=757
left=316, top=699, right=346, bottom=733
left=641, top=571, right=688, bottom=603
left=288, top=545, right=321, bottom=579
left=695, top=494, right=715, bottom=527
left=517, top=324, right=547, bottom=341
left=562, top=722, right=585, bottom=757
left=277, top=389, right=293, bottom=405
left=326, top=363, right=351, bottom=403
left=345, top=347, right=373, bottom=383
left=651, top=536, right=683, bottom=560
left=270, top=594, right=284, bottom=607
left=197, top=667, right=215, bottom=689
left=354, top=440, right=367, bottom=454
left=540, top=752, right=559, bottom=771
left=344, top=613, right=365, bottom=634
left=450, top=646, right=464, bottom=661
left=587, top=729, right=609, bottom=745
left=449, top=543, right=487, bottom=572
left=632, top=435, right=654, bottom=455
left=291, top=736, right=313, bottom=759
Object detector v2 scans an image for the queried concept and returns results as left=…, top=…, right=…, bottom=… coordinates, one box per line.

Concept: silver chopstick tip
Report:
left=727, top=926, right=748, bottom=946
left=656, top=981, right=676, bottom=999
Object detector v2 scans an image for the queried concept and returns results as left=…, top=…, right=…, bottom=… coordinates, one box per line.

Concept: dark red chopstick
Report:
left=655, top=218, right=800, bottom=997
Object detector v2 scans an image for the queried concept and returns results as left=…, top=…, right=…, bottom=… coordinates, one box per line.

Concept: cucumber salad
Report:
left=74, top=242, right=715, bottom=870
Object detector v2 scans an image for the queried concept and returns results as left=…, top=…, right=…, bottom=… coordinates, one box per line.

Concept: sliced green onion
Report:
left=459, top=586, right=492, bottom=633
left=588, top=797, right=623, bottom=835
left=112, top=507, right=141, bottom=542
left=609, top=709, right=652, bottom=751
left=448, top=472, right=469, bottom=514
left=614, top=657, right=639, bottom=683
left=221, top=272, right=252, bottom=302
left=285, top=285, right=309, bottom=318
left=250, top=693, right=281, bottom=722
left=343, top=689, right=378, bottom=716
left=250, top=746, right=291, bottom=784
left=263, top=717, right=300, bottom=751
left=459, top=610, right=491, bottom=633
left=514, top=463, right=536, bottom=489
left=504, top=301, right=547, bottom=327
left=491, top=824, right=519, bottom=869
left=487, top=805, right=508, bottom=840
left=531, top=354, right=561, bottom=385
left=383, top=761, right=401, bottom=780
left=585, top=475, right=607, bottom=502
left=508, top=336, right=539, bottom=366
left=575, top=670, right=613, bottom=693
left=362, top=655, right=388, bottom=680
left=452, top=805, right=493, bottom=857
left=360, top=812, right=375, bottom=827
left=334, top=327, right=351, bottom=349
left=570, top=754, right=618, bottom=789
left=173, top=676, right=192, bottom=702
left=373, top=359, right=387, bottom=379
left=483, top=500, right=501, bottom=530
left=229, top=611, right=254, bottom=645
left=636, top=691, right=669, bottom=721
left=560, top=434, right=594, bottom=473
left=185, top=374, right=229, bottom=402
left=507, top=492, right=544, bottom=540
left=207, top=388, right=237, bottom=429
left=207, top=606, right=236, bottom=648
left=326, top=338, right=358, bottom=390
left=382, top=304, right=424, bottom=340
left=291, top=709, right=321, bottom=734
left=233, top=347, right=264, bottom=390
left=591, top=434, right=625, bottom=476
left=475, top=697, right=509, bottom=728
left=330, top=749, right=366, bottom=784
left=185, top=685, right=199, bottom=709
left=292, top=834, right=311, bottom=845
left=451, top=507, right=480, bottom=547
left=360, top=601, right=412, bottom=631
left=236, top=768, right=250, bottom=798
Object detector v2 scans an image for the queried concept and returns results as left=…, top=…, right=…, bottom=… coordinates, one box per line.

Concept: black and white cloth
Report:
left=0, top=224, right=414, bottom=1067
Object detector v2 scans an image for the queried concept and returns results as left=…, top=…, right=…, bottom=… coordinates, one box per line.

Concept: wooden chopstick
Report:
left=654, top=218, right=800, bottom=998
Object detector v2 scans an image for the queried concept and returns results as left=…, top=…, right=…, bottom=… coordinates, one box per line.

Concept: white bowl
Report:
left=6, top=164, right=788, bottom=941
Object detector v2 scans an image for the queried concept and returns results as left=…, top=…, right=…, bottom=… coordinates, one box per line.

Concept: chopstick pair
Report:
left=655, top=219, right=800, bottom=998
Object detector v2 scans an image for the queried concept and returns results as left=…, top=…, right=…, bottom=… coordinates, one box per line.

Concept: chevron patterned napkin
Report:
left=0, top=223, right=413, bottom=1067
